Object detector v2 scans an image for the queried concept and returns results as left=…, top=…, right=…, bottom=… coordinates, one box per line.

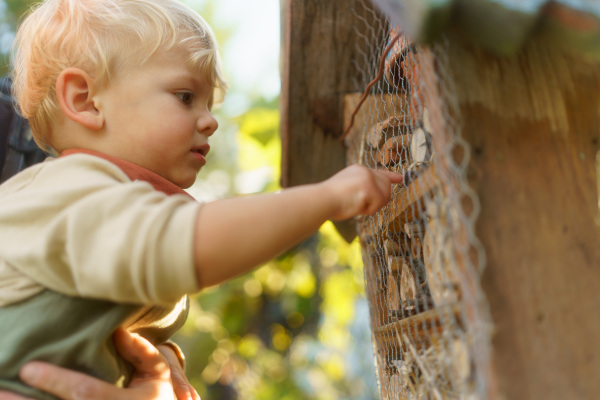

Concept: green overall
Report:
left=0, top=290, right=187, bottom=400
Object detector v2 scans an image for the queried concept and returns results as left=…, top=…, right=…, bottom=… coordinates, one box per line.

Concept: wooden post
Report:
left=280, top=0, right=386, bottom=187
left=433, top=33, right=600, bottom=400
left=280, top=0, right=387, bottom=241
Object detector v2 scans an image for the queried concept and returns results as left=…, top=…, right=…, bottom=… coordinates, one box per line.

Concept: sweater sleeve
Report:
left=0, top=155, right=201, bottom=305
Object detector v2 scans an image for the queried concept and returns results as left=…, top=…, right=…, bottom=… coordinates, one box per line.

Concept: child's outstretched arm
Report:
left=193, top=165, right=402, bottom=288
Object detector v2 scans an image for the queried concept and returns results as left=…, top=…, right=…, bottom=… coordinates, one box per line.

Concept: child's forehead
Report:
left=150, top=43, right=195, bottom=62
left=125, top=43, right=215, bottom=84
left=153, top=43, right=211, bottom=70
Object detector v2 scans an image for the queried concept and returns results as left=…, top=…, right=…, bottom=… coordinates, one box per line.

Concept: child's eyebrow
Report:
left=168, top=72, right=198, bottom=85
left=169, top=72, right=209, bottom=91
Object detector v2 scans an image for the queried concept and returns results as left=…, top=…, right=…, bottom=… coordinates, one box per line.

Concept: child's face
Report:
left=97, top=45, right=218, bottom=188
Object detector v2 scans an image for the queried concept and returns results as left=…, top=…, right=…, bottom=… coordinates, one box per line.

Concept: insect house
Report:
left=281, top=1, right=600, bottom=399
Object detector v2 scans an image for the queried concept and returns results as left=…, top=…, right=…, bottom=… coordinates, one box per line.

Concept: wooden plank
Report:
left=438, top=33, right=600, bottom=400
left=386, top=275, right=402, bottom=311
left=374, top=304, right=462, bottom=353
left=417, top=46, right=499, bottom=399
left=281, top=0, right=389, bottom=242
left=281, top=0, right=386, bottom=187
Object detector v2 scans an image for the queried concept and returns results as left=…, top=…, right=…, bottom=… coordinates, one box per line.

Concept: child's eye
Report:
left=175, top=92, right=194, bottom=105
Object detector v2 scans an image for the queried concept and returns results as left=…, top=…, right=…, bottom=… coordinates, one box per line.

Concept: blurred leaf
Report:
left=238, top=107, right=279, bottom=146
left=321, top=270, right=359, bottom=325
left=4, top=0, right=36, bottom=23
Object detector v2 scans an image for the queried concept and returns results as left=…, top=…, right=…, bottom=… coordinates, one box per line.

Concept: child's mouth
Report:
left=191, top=145, right=210, bottom=164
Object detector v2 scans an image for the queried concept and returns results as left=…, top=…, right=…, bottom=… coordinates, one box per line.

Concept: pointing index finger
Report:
left=376, top=169, right=404, bottom=184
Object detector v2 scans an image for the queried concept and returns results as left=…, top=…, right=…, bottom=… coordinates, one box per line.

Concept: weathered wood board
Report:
left=280, top=0, right=386, bottom=188
left=280, top=0, right=389, bottom=241
left=439, top=33, right=600, bottom=400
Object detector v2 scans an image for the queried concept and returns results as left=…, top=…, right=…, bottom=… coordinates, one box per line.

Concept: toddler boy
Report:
left=0, top=0, right=402, bottom=399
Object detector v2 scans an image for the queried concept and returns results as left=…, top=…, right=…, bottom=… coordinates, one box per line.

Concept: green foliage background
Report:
left=0, top=0, right=379, bottom=398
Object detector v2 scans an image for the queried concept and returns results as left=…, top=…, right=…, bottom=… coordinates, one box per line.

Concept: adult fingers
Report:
left=158, top=344, right=194, bottom=400
left=0, top=391, right=33, bottom=400
left=17, top=362, right=124, bottom=400
left=113, top=329, right=175, bottom=399
left=8, top=330, right=174, bottom=400
left=113, top=328, right=169, bottom=379
left=191, top=384, right=201, bottom=400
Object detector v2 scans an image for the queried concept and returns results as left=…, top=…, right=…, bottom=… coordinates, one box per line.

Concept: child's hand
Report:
left=322, top=164, right=403, bottom=221
left=193, top=164, right=402, bottom=288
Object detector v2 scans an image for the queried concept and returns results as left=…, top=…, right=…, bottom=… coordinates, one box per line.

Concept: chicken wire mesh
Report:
left=343, top=2, right=494, bottom=399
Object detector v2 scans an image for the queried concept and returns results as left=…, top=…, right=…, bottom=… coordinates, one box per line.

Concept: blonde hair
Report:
left=11, top=0, right=228, bottom=151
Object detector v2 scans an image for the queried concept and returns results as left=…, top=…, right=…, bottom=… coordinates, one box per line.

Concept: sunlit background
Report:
left=0, top=0, right=379, bottom=398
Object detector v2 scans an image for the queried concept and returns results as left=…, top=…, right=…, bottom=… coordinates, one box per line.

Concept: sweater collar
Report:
left=61, top=149, right=194, bottom=199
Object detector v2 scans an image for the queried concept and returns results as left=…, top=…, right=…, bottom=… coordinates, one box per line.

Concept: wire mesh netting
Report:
left=344, top=2, right=494, bottom=399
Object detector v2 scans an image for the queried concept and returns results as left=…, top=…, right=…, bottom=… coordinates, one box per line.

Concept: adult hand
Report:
left=0, top=328, right=198, bottom=400
left=158, top=342, right=200, bottom=400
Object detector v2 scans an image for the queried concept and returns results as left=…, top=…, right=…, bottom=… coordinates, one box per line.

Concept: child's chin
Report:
left=177, top=175, right=197, bottom=189
left=177, top=181, right=194, bottom=189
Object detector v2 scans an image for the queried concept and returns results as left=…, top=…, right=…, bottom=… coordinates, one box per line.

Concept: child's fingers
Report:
left=328, top=165, right=402, bottom=220
left=375, top=169, right=404, bottom=184
left=367, top=170, right=403, bottom=214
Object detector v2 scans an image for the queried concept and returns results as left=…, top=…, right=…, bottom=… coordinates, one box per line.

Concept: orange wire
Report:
left=339, top=31, right=403, bottom=145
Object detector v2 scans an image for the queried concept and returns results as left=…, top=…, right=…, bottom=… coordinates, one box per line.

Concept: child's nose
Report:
left=198, top=113, right=218, bottom=136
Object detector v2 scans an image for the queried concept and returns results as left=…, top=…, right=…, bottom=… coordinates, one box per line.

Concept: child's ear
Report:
left=55, top=68, right=103, bottom=130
